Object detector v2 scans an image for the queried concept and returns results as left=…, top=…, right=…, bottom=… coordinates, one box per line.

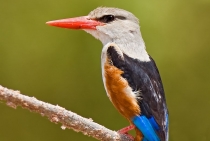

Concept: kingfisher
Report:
left=46, top=7, right=169, bottom=141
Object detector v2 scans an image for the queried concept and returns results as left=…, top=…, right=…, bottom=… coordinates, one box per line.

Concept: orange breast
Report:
left=104, top=59, right=140, bottom=120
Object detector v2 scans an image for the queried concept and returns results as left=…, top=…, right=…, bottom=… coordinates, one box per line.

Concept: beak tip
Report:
left=46, top=21, right=53, bottom=26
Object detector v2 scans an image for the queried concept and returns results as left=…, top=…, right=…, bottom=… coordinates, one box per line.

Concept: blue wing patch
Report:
left=132, top=115, right=160, bottom=141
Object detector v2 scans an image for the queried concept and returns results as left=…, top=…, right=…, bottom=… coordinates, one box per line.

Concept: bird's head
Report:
left=46, top=7, right=142, bottom=46
left=47, top=7, right=149, bottom=61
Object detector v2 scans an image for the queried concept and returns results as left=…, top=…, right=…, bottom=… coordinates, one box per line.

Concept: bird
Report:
left=46, top=7, right=169, bottom=141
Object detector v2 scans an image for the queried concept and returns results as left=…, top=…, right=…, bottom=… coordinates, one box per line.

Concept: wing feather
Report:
left=106, top=46, right=169, bottom=141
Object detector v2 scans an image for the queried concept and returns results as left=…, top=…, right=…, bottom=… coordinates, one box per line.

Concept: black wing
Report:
left=107, top=46, right=169, bottom=141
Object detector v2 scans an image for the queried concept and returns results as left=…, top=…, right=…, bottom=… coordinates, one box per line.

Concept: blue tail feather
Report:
left=132, top=115, right=160, bottom=141
left=148, top=117, right=160, bottom=131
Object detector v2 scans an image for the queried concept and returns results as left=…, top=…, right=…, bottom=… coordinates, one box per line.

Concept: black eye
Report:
left=99, top=15, right=115, bottom=23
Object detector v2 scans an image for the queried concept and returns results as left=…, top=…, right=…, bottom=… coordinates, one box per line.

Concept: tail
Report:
left=132, top=115, right=160, bottom=141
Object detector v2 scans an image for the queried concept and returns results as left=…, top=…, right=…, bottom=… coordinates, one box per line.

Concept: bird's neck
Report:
left=111, top=35, right=150, bottom=62
left=101, top=31, right=150, bottom=62
left=84, top=29, right=150, bottom=62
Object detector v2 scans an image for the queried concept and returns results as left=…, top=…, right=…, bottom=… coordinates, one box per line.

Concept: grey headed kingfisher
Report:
left=46, top=7, right=169, bottom=141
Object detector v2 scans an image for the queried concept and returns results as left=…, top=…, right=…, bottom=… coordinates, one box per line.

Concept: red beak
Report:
left=46, top=16, right=104, bottom=30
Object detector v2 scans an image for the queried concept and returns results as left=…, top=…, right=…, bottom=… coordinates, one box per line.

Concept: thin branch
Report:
left=0, top=85, right=132, bottom=141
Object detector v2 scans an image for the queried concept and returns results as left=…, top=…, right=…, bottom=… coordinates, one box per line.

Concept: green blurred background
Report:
left=0, top=0, right=210, bottom=141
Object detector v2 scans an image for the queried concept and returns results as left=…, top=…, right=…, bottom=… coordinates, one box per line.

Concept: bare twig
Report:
left=0, top=85, right=132, bottom=141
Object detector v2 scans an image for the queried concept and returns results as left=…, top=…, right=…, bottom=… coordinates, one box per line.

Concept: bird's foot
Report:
left=117, top=125, right=135, bottom=140
left=118, top=124, right=135, bottom=134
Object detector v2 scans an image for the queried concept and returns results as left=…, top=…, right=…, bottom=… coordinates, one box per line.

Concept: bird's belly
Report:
left=103, top=61, right=140, bottom=120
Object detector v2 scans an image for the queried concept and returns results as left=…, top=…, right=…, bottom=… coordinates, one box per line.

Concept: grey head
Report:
left=85, top=7, right=149, bottom=61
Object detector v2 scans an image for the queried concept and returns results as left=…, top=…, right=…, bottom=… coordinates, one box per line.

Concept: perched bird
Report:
left=46, top=7, right=169, bottom=141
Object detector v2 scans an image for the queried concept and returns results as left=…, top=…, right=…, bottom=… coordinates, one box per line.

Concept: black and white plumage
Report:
left=46, top=7, right=169, bottom=141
